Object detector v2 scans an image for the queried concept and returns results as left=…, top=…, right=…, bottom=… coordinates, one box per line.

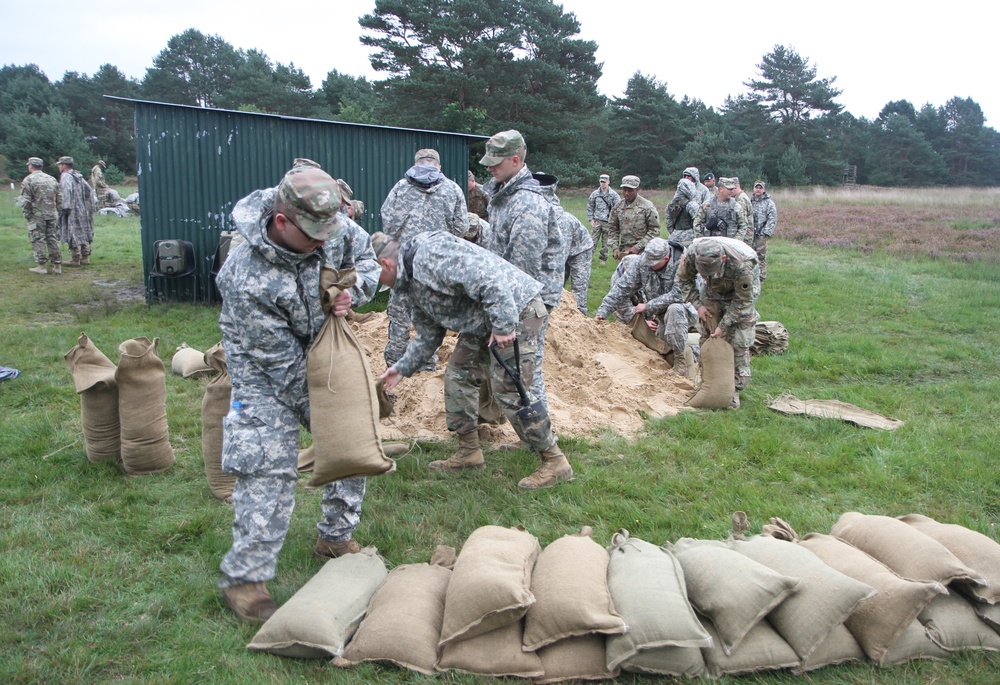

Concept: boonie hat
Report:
left=718, top=177, right=737, bottom=190
left=277, top=166, right=345, bottom=241
left=415, top=148, right=440, bottom=164
left=694, top=239, right=726, bottom=277
left=479, top=130, right=526, bottom=166
left=28, top=156, right=43, bottom=167
left=620, top=175, right=640, bottom=189
left=643, top=238, right=671, bottom=265
left=58, top=156, right=74, bottom=166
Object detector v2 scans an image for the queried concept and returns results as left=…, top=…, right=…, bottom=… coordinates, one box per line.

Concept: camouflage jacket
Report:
left=20, top=169, right=61, bottom=222
left=332, top=216, right=381, bottom=307
left=391, top=231, right=543, bottom=378
left=59, top=169, right=96, bottom=245
left=694, top=196, right=750, bottom=243
left=586, top=187, right=620, bottom=222
left=482, top=165, right=565, bottom=308
left=609, top=193, right=660, bottom=253
left=468, top=182, right=490, bottom=220
left=751, top=192, right=778, bottom=237
left=596, top=241, right=685, bottom=321
left=534, top=176, right=594, bottom=259
left=380, top=164, right=467, bottom=243
left=677, top=237, right=760, bottom=332
left=90, top=165, right=107, bottom=192
left=734, top=192, right=753, bottom=229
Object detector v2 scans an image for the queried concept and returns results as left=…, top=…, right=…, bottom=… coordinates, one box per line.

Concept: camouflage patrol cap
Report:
left=277, top=166, right=345, bottom=241
left=643, top=237, right=671, bottom=265
left=28, top=157, right=43, bottom=167
left=414, top=148, right=440, bottom=164
left=620, top=175, right=640, bottom=189
left=754, top=180, right=766, bottom=189
left=731, top=177, right=741, bottom=187
left=479, top=130, right=526, bottom=166
left=370, top=231, right=392, bottom=259
left=599, top=174, right=610, bottom=181
left=350, top=200, right=365, bottom=218
left=336, top=178, right=353, bottom=200
left=718, top=177, right=737, bottom=190
left=682, top=166, right=700, bottom=183
left=693, top=239, right=726, bottom=277
left=467, top=212, right=481, bottom=232
left=293, top=158, right=322, bottom=169
left=58, top=156, right=74, bottom=166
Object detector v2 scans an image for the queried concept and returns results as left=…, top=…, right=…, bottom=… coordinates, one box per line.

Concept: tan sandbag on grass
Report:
left=670, top=537, right=801, bottom=655
left=64, top=332, right=120, bottom=463
left=798, top=532, right=946, bottom=665
left=116, top=337, right=174, bottom=475
left=522, top=526, right=626, bottom=652
left=918, top=592, right=1000, bottom=652
left=686, top=336, right=735, bottom=408
left=832, top=512, right=987, bottom=586
left=200, top=342, right=235, bottom=501
left=605, top=530, right=712, bottom=672
left=439, top=525, right=540, bottom=645
left=899, top=513, right=1000, bottom=604
left=619, top=644, right=706, bottom=678
left=171, top=343, right=214, bottom=378
left=629, top=313, right=668, bottom=354
left=793, top=623, right=866, bottom=674
left=725, top=534, right=876, bottom=661
left=701, top=618, right=799, bottom=678
left=879, top=618, right=950, bottom=665
left=306, top=266, right=395, bottom=486
left=248, top=548, right=387, bottom=658
left=767, top=394, right=904, bottom=430
left=435, top=619, right=543, bottom=677
left=535, top=634, right=619, bottom=684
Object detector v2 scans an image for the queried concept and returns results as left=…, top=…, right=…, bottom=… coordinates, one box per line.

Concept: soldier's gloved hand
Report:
left=613, top=249, right=621, bottom=260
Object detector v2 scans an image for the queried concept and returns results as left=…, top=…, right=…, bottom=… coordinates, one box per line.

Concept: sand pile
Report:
left=350, top=293, right=694, bottom=440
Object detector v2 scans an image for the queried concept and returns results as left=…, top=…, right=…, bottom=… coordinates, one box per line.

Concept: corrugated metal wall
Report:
left=124, top=98, right=485, bottom=303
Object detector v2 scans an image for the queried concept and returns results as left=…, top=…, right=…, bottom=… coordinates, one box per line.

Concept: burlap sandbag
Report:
left=799, top=532, right=946, bottom=665
left=793, top=623, right=866, bottom=674
left=630, top=313, right=669, bottom=354
left=671, top=537, right=801, bottom=655
left=64, top=332, right=120, bottom=463
left=200, top=342, right=235, bottom=501
left=686, top=336, right=735, bottom=408
left=535, top=634, right=619, bottom=684
left=879, top=618, right=951, bottom=665
left=248, top=548, right=388, bottom=658
left=918, top=592, right=1000, bottom=652
left=435, top=619, right=543, bottom=677
left=620, top=644, right=705, bottom=678
left=523, top=526, right=626, bottom=651
left=306, top=267, right=394, bottom=486
left=701, top=618, right=799, bottom=678
left=832, top=512, right=987, bottom=586
left=116, top=337, right=174, bottom=475
left=170, top=343, right=214, bottom=378
left=439, top=525, right=540, bottom=646
left=971, top=597, right=1000, bottom=630
left=899, top=513, right=1000, bottom=604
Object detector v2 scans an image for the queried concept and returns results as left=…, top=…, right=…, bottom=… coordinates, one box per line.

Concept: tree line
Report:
left=3, top=0, right=998, bottom=187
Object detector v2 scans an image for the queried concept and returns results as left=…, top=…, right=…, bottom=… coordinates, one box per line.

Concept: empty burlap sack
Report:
left=726, top=535, right=876, bottom=660
left=439, top=525, right=540, bottom=645
left=630, top=313, right=669, bottom=354
left=306, top=267, right=394, bottom=486
left=435, top=619, right=543, bottom=677
left=523, top=526, right=626, bottom=651
left=170, top=343, right=214, bottom=378
left=686, top=336, right=735, bottom=408
left=768, top=394, right=904, bottom=430
left=248, top=548, right=387, bottom=658
left=918, top=592, right=1000, bottom=652
left=879, top=618, right=951, bottom=665
left=793, top=623, right=866, bottom=674
left=671, top=537, right=801, bottom=655
left=606, top=530, right=712, bottom=672
left=64, top=332, right=120, bottom=463
left=200, top=342, right=235, bottom=501
left=750, top=320, right=789, bottom=356
left=535, top=634, right=618, bottom=684
left=832, top=512, right=987, bottom=586
left=702, top=618, right=799, bottom=678
left=116, top=337, right=174, bottom=475
left=799, top=532, right=946, bottom=665
left=899, top=513, right=1000, bottom=604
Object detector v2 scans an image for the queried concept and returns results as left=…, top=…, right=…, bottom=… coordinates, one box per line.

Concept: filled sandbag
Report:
left=535, top=634, right=618, bottom=684
left=799, top=532, right=946, bottom=665
left=879, top=618, right=951, bottom=666
left=116, top=337, right=174, bottom=475
left=671, top=537, right=801, bottom=655
left=439, top=525, right=540, bottom=646
left=701, top=619, right=799, bottom=678
left=899, top=513, right=1000, bottom=604
left=64, top=332, right=120, bottom=463
left=605, top=530, right=712, bottom=672
left=170, top=343, right=214, bottom=378
left=200, top=342, right=235, bottom=502
left=248, top=548, right=387, bottom=658
left=435, top=620, right=543, bottom=678
left=918, top=592, right=1000, bottom=652
left=793, top=623, right=866, bottom=674
left=619, top=644, right=705, bottom=678
left=686, top=336, right=735, bottom=408
left=306, top=267, right=395, bottom=486
left=971, top=598, right=1000, bottom=631
left=523, top=526, right=626, bottom=652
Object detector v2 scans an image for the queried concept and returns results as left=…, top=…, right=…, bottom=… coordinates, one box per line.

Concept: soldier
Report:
left=703, top=172, right=718, bottom=197
left=90, top=160, right=109, bottom=208
left=608, top=174, right=660, bottom=261
left=467, top=170, right=490, bottom=220
left=380, top=148, right=468, bottom=369
left=595, top=237, right=696, bottom=375
left=374, top=230, right=573, bottom=490
left=693, top=177, right=751, bottom=243
left=533, top=172, right=593, bottom=316
left=665, top=167, right=710, bottom=246
left=677, top=236, right=761, bottom=408
left=751, top=181, right=778, bottom=281
left=732, top=177, right=753, bottom=229
left=56, top=156, right=96, bottom=266
left=20, top=157, right=63, bottom=274
left=216, top=162, right=372, bottom=624
left=586, top=173, right=620, bottom=265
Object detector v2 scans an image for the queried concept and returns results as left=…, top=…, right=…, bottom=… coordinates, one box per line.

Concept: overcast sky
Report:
left=5, top=1, right=997, bottom=126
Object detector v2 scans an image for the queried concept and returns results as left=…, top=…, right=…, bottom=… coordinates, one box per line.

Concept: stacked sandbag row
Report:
left=65, top=334, right=175, bottom=475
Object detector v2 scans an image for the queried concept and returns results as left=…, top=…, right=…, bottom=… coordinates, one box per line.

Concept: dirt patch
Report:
left=92, top=280, right=145, bottom=303
left=351, top=294, right=693, bottom=441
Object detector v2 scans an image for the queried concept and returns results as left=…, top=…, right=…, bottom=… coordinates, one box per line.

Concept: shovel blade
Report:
left=516, top=399, right=552, bottom=446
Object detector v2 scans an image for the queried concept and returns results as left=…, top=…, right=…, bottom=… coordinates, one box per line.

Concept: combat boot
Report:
left=518, top=444, right=573, bottom=490
left=313, top=537, right=362, bottom=559
left=222, top=582, right=278, bottom=624
left=28, top=264, right=48, bottom=274
left=428, top=431, right=486, bottom=471
left=52, top=263, right=62, bottom=275
left=671, top=351, right=688, bottom=378
left=65, top=247, right=81, bottom=267
left=80, top=256, right=91, bottom=265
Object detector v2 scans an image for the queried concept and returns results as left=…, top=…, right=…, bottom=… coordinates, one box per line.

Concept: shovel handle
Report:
left=489, top=340, right=531, bottom=407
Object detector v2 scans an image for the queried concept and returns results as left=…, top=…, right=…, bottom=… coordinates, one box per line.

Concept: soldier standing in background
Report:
left=467, top=170, right=490, bottom=220
left=90, top=160, right=109, bottom=208
left=751, top=181, right=778, bottom=281
left=56, top=156, right=96, bottom=266
left=732, top=178, right=753, bottom=229
left=703, top=172, right=718, bottom=197
left=20, top=157, right=63, bottom=274
left=586, top=174, right=620, bottom=265
left=608, top=174, right=660, bottom=260
left=533, top=172, right=593, bottom=316
left=694, top=177, right=751, bottom=243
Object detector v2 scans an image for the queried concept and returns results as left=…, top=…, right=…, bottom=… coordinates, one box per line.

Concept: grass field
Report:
left=1, top=185, right=999, bottom=684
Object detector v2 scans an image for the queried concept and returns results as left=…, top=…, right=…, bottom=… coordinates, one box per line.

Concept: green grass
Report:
left=2, top=187, right=1000, bottom=683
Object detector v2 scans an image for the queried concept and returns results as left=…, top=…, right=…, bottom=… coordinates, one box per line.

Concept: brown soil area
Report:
left=350, top=294, right=694, bottom=441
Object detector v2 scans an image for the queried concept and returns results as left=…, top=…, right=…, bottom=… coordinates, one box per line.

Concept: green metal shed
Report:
left=107, top=96, right=487, bottom=304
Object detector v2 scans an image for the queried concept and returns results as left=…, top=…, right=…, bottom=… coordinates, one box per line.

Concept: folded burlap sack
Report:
left=750, top=320, right=789, bottom=356
left=64, top=332, right=120, bottom=463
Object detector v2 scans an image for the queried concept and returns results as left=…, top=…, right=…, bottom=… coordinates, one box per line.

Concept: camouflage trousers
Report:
left=218, top=399, right=366, bottom=588
left=444, top=296, right=556, bottom=452
left=28, top=219, right=62, bottom=265
left=656, top=303, right=698, bottom=353
left=752, top=235, right=769, bottom=281
left=591, top=220, right=611, bottom=261
left=696, top=276, right=761, bottom=391
left=564, top=251, right=592, bottom=315
left=385, top=288, right=436, bottom=369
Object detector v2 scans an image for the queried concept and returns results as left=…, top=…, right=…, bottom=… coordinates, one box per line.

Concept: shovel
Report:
left=489, top=339, right=552, bottom=444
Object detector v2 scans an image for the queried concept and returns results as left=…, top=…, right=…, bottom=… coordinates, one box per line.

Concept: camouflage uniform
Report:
left=90, top=163, right=109, bottom=208
left=216, top=186, right=368, bottom=589
left=665, top=177, right=703, bottom=246
left=380, top=163, right=468, bottom=367
left=59, top=169, right=96, bottom=258
left=677, top=237, right=760, bottom=391
left=534, top=173, right=593, bottom=315
left=468, top=181, right=490, bottom=220
left=586, top=185, right=620, bottom=262
left=694, top=196, right=751, bottom=244
left=751, top=190, right=777, bottom=281
left=734, top=191, right=753, bottom=233
left=391, top=231, right=556, bottom=451
left=20, top=168, right=63, bottom=266
left=609, top=192, right=660, bottom=257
